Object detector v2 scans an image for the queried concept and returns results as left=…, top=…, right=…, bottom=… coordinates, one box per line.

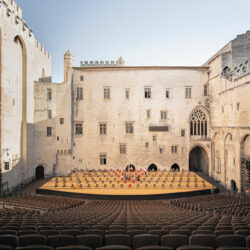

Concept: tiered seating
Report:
left=171, top=194, right=250, bottom=215
left=0, top=196, right=249, bottom=249
left=41, top=170, right=213, bottom=192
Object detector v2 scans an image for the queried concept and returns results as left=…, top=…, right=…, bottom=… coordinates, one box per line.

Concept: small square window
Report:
left=181, top=129, right=185, bottom=136
left=153, top=135, right=157, bottom=141
left=166, top=90, right=169, bottom=98
left=147, top=110, right=151, bottom=118
left=4, top=162, right=9, bottom=170
left=60, top=118, right=64, bottom=125
left=47, top=110, right=52, bottom=119
left=100, top=154, right=107, bottom=165
left=100, top=123, right=107, bottom=135
left=125, top=122, right=133, bottom=134
left=144, top=87, right=151, bottom=98
left=47, top=127, right=52, bottom=136
left=75, top=123, right=83, bottom=134
left=160, top=111, right=167, bottom=120
left=80, top=75, right=84, bottom=81
left=125, top=89, right=130, bottom=99
left=104, top=87, right=111, bottom=99
left=120, top=144, right=126, bottom=154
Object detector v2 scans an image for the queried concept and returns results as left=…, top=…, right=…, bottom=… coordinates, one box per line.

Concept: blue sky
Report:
left=15, top=0, right=250, bottom=82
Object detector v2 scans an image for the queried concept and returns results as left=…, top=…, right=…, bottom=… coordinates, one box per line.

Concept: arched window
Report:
left=190, top=109, right=207, bottom=137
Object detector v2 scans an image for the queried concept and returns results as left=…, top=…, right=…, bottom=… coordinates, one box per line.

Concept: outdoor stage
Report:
left=36, top=170, right=216, bottom=200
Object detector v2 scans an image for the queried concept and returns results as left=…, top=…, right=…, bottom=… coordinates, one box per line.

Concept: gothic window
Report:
left=190, top=109, right=207, bottom=137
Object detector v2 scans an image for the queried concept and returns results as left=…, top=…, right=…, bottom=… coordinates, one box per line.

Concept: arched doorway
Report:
left=189, top=146, right=209, bottom=174
left=126, top=164, right=135, bottom=172
left=36, top=166, right=44, bottom=180
left=148, top=163, right=157, bottom=172
left=240, top=135, right=250, bottom=193
left=171, top=163, right=180, bottom=172
left=231, top=180, right=237, bottom=192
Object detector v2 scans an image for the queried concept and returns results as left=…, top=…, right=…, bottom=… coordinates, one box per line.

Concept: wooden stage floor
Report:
left=38, top=171, right=214, bottom=197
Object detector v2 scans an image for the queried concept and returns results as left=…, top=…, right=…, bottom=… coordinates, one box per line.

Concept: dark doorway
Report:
left=189, top=146, right=209, bottom=174
left=148, top=163, right=157, bottom=172
left=126, top=164, right=135, bottom=172
left=36, top=165, right=44, bottom=180
left=171, top=163, right=180, bottom=171
left=231, top=179, right=237, bottom=192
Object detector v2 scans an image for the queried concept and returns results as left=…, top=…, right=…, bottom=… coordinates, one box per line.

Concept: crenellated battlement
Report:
left=80, top=57, right=125, bottom=67
left=0, top=0, right=51, bottom=59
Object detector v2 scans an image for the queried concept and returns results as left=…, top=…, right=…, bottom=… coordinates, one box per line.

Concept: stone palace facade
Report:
left=0, top=0, right=249, bottom=193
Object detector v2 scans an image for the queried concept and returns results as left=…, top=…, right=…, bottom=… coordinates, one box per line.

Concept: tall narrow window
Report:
left=100, top=154, right=107, bottom=165
left=204, top=85, right=208, bottom=96
left=75, top=123, right=83, bottom=134
left=181, top=129, right=185, bottom=137
left=160, top=111, right=167, bottom=120
left=47, top=88, right=52, bottom=101
left=80, top=75, right=84, bottom=81
left=4, top=162, right=9, bottom=170
left=47, top=127, right=52, bottom=136
left=125, top=89, right=130, bottom=99
left=120, top=144, right=126, bottom=154
left=100, top=123, right=107, bottom=135
left=144, top=87, right=151, bottom=98
left=147, top=110, right=151, bottom=118
left=125, top=122, right=134, bottom=134
left=60, top=118, right=64, bottom=125
left=47, top=110, right=52, bottom=119
left=185, top=87, right=192, bottom=98
left=104, top=87, right=111, bottom=99
left=166, top=90, right=169, bottom=98
left=171, top=145, right=177, bottom=153
left=77, top=87, right=83, bottom=100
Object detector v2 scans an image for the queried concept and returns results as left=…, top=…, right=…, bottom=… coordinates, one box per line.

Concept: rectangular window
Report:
left=47, top=88, right=52, bottom=101
left=160, top=111, right=167, bottom=120
left=75, top=123, right=83, bottom=134
left=159, top=147, right=163, bottom=153
left=145, top=142, right=149, bottom=148
left=171, top=145, right=178, bottom=153
left=47, top=127, right=52, bottom=136
left=100, top=123, right=107, bottom=135
left=104, top=87, right=111, bottom=99
left=144, top=87, right=151, bottom=98
left=47, top=110, right=52, bottom=119
left=80, top=75, right=84, bottom=81
left=147, top=110, right=151, bottom=118
left=60, top=118, right=64, bottom=125
left=4, top=162, right=9, bottom=171
left=125, top=89, right=130, bottom=99
left=120, top=144, right=126, bottom=154
left=166, top=90, right=169, bottom=98
left=100, top=154, right=107, bottom=165
left=181, top=129, right=185, bottom=136
left=125, top=122, right=134, bottom=134
left=77, top=87, right=83, bottom=100
left=153, top=135, right=157, bottom=141
left=204, top=85, right=208, bottom=96
left=237, top=102, right=240, bottom=111
left=57, top=136, right=59, bottom=141
left=185, top=87, right=192, bottom=98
